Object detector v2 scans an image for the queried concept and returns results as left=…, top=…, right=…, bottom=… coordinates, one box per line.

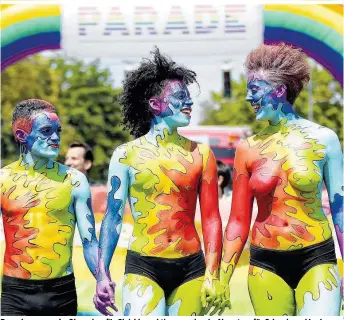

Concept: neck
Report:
left=268, top=101, right=298, bottom=126
left=146, top=117, right=180, bottom=145
left=20, top=148, right=52, bottom=169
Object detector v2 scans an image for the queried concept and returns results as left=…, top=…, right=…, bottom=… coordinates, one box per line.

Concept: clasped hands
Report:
left=93, top=275, right=232, bottom=316
left=93, top=277, right=118, bottom=316
left=201, top=276, right=231, bottom=316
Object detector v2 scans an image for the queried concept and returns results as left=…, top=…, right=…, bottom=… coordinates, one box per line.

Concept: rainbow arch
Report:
left=1, top=4, right=61, bottom=70
left=264, top=4, right=343, bottom=86
left=1, top=4, right=343, bottom=86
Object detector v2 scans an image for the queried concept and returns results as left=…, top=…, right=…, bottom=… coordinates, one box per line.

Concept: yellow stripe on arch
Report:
left=0, top=4, right=14, bottom=11
left=1, top=4, right=60, bottom=30
left=264, top=4, right=343, bottom=35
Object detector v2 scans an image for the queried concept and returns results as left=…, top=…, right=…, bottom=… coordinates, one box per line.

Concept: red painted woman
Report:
left=220, top=43, right=343, bottom=316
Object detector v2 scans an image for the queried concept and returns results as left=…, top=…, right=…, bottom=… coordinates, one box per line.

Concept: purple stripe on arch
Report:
left=264, top=27, right=343, bottom=87
left=1, top=32, right=61, bottom=70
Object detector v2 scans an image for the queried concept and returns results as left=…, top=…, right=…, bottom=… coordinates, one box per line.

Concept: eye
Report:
left=40, top=127, right=51, bottom=133
left=57, top=127, right=62, bottom=133
left=176, top=92, right=186, bottom=99
left=251, top=87, right=258, bottom=93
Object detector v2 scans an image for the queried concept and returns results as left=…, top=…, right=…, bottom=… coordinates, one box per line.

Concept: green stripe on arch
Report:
left=264, top=10, right=343, bottom=56
left=1, top=16, right=60, bottom=48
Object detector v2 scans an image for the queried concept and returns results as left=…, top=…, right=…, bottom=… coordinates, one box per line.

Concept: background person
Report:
left=65, top=142, right=94, bottom=182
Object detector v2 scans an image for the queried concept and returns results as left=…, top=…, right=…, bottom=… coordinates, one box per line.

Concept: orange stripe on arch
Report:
left=321, top=4, right=343, bottom=15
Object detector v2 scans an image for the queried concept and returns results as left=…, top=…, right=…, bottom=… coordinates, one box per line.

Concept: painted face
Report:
left=245, top=75, right=281, bottom=121
left=25, top=112, right=61, bottom=159
left=151, top=80, right=193, bottom=128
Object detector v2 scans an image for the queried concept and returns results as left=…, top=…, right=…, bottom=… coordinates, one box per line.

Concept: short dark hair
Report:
left=12, top=99, right=56, bottom=140
left=119, top=46, right=199, bottom=138
left=69, top=142, right=94, bottom=162
left=217, top=160, right=232, bottom=191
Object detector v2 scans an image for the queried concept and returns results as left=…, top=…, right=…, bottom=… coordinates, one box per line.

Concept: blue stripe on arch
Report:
left=264, top=26, right=343, bottom=87
left=1, top=32, right=61, bottom=62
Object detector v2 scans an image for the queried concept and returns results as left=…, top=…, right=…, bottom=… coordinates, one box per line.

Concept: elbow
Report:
left=225, top=216, right=250, bottom=241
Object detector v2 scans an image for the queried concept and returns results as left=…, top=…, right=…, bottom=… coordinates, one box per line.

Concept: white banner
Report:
left=62, top=0, right=263, bottom=60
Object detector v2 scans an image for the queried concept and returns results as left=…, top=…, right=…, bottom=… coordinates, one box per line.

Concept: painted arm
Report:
left=198, top=146, right=224, bottom=314
left=94, top=147, right=129, bottom=316
left=219, top=141, right=253, bottom=311
left=323, top=131, right=343, bottom=259
left=73, top=171, right=99, bottom=277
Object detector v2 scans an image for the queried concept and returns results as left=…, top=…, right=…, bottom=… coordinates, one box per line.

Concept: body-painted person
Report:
left=93, top=48, right=224, bottom=316
left=219, top=44, right=343, bottom=316
left=0, top=99, right=98, bottom=316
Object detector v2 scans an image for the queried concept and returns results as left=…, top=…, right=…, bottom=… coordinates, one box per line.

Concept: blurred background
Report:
left=1, top=0, right=343, bottom=316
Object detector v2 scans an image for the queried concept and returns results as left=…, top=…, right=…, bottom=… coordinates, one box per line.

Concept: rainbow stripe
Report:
left=264, top=4, right=343, bottom=86
left=1, top=4, right=61, bottom=70
left=1, top=3, right=343, bottom=87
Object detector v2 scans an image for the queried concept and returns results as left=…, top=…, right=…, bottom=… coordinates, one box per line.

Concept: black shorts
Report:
left=250, top=238, right=337, bottom=289
left=1, top=273, right=78, bottom=316
left=125, top=250, right=206, bottom=297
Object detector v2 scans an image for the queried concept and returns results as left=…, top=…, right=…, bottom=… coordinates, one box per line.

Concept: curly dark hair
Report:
left=119, top=47, right=198, bottom=138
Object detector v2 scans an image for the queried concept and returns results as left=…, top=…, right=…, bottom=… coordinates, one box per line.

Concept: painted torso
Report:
left=0, top=158, right=78, bottom=279
left=119, top=132, right=210, bottom=258
left=245, top=118, right=332, bottom=250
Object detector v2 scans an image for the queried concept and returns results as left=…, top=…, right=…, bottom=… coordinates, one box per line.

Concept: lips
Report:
left=181, top=108, right=192, bottom=118
left=49, top=144, right=59, bottom=148
left=252, top=104, right=261, bottom=113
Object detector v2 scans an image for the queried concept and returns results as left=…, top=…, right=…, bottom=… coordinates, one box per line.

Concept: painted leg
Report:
left=296, top=263, right=341, bottom=316
left=248, top=265, right=296, bottom=316
left=122, top=274, right=166, bottom=316
left=167, top=276, right=204, bottom=316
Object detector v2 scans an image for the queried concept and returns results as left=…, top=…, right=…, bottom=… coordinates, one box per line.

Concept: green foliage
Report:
left=1, top=56, right=129, bottom=182
left=201, top=66, right=343, bottom=146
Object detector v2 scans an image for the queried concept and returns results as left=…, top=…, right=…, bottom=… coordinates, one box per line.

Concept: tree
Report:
left=201, top=66, right=343, bottom=146
left=50, top=57, right=129, bottom=181
left=1, top=55, right=129, bottom=182
left=1, top=56, right=78, bottom=167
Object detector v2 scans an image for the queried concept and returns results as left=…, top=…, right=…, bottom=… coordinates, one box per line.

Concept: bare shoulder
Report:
left=308, top=122, right=339, bottom=146
left=236, top=138, right=251, bottom=153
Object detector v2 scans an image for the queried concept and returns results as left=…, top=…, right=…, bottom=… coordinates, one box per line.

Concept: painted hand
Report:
left=93, top=278, right=118, bottom=316
left=201, top=271, right=224, bottom=315
left=217, top=282, right=231, bottom=315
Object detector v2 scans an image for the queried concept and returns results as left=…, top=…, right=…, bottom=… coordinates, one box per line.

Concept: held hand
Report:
left=201, top=273, right=223, bottom=315
left=93, top=278, right=118, bottom=316
left=217, top=282, right=231, bottom=315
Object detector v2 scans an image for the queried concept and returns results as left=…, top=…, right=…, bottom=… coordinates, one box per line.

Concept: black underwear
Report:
left=250, top=238, right=337, bottom=289
left=125, top=250, right=206, bottom=298
left=1, top=273, right=77, bottom=316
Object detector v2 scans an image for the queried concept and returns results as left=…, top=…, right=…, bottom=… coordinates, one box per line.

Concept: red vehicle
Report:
left=178, top=125, right=252, bottom=166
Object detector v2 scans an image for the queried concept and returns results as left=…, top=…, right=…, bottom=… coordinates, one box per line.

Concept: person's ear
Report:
left=149, top=98, right=162, bottom=115
left=275, top=85, right=287, bottom=98
left=15, top=129, right=28, bottom=144
left=84, top=160, right=92, bottom=171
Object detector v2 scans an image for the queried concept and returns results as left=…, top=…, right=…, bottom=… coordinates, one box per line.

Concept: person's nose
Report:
left=245, top=91, right=252, bottom=102
left=50, top=132, right=60, bottom=143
